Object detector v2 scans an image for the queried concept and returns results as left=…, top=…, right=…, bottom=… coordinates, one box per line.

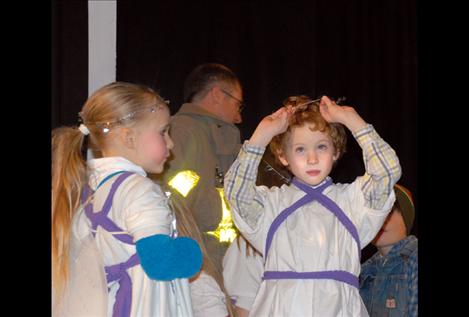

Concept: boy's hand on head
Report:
left=249, top=106, right=292, bottom=147
left=319, top=95, right=350, bottom=123
left=319, top=95, right=367, bottom=133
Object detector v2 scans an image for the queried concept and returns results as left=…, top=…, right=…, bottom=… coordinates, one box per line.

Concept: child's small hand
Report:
left=249, top=106, right=292, bottom=147
left=264, top=106, right=291, bottom=132
left=319, top=96, right=352, bottom=123
left=319, top=95, right=366, bottom=132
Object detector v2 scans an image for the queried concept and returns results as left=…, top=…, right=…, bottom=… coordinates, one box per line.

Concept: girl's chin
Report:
left=146, top=164, right=164, bottom=175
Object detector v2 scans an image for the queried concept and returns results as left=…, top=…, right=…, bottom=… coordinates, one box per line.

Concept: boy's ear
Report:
left=277, top=151, right=289, bottom=167
left=119, top=127, right=135, bottom=149
left=332, top=150, right=340, bottom=162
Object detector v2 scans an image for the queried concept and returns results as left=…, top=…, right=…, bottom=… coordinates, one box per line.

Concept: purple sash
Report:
left=262, top=177, right=360, bottom=289
left=81, top=171, right=140, bottom=317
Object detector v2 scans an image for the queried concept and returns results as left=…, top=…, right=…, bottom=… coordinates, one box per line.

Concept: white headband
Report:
left=78, top=123, right=90, bottom=135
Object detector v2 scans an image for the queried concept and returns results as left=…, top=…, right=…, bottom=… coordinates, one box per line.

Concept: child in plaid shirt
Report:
left=224, top=95, right=401, bottom=316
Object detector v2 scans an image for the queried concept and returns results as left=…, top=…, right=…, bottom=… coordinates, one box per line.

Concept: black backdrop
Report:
left=52, top=0, right=417, bottom=246
left=52, top=0, right=88, bottom=129
left=115, top=0, right=418, bottom=236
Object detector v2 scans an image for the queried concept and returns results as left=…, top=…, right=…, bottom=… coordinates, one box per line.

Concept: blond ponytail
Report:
left=51, top=126, right=88, bottom=298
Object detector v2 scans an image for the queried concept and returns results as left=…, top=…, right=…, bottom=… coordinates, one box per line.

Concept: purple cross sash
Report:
left=81, top=172, right=140, bottom=317
left=291, top=178, right=361, bottom=258
left=83, top=172, right=136, bottom=245
left=264, top=177, right=333, bottom=260
left=262, top=177, right=360, bottom=289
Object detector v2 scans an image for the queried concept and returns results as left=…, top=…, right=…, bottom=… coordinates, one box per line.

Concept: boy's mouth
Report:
left=306, top=170, right=320, bottom=176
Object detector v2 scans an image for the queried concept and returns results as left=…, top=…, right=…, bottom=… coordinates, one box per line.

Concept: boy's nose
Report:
left=307, top=152, right=318, bottom=164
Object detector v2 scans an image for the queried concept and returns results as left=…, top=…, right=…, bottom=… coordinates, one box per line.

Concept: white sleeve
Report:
left=351, top=180, right=397, bottom=247
left=222, top=238, right=264, bottom=311
left=190, top=271, right=228, bottom=317
left=119, top=175, right=173, bottom=241
left=334, top=180, right=397, bottom=248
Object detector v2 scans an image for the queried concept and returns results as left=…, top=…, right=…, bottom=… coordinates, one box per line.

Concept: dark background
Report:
left=52, top=0, right=417, bottom=260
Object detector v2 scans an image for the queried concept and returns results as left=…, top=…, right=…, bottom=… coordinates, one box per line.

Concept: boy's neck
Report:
left=377, top=236, right=407, bottom=256
left=378, top=244, right=394, bottom=256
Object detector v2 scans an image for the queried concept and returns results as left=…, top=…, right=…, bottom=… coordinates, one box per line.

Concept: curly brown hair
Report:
left=269, top=95, right=347, bottom=167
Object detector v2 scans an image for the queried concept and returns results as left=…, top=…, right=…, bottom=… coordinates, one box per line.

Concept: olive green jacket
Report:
left=163, top=103, right=241, bottom=233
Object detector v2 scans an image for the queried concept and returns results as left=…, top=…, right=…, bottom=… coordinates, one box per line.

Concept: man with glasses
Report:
left=220, top=88, right=245, bottom=121
left=157, top=63, right=244, bottom=274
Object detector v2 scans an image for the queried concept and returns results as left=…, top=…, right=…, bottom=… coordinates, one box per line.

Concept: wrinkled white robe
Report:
left=54, top=157, right=193, bottom=317
left=233, top=180, right=395, bottom=317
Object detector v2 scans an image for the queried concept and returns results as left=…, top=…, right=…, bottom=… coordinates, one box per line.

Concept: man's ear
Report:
left=211, top=84, right=225, bottom=103
left=119, top=127, right=135, bottom=149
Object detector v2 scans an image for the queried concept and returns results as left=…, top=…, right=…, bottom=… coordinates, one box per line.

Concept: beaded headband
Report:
left=78, top=100, right=169, bottom=134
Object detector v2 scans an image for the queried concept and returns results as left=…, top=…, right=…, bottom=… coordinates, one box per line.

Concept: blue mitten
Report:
left=136, top=234, right=203, bottom=281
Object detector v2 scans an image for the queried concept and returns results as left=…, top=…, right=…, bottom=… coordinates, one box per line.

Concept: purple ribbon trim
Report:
left=105, top=254, right=140, bottom=317
left=84, top=172, right=135, bottom=245
left=264, top=178, right=333, bottom=259
left=81, top=171, right=141, bottom=317
left=262, top=177, right=361, bottom=289
left=263, top=270, right=359, bottom=289
left=291, top=178, right=361, bottom=259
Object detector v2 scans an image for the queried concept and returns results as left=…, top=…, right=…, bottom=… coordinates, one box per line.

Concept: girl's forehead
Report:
left=154, top=107, right=171, bottom=124
left=138, top=106, right=170, bottom=127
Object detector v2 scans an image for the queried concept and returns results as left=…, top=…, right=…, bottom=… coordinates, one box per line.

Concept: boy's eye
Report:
left=295, top=146, right=304, bottom=153
left=318, top=144, right=328, bottom=150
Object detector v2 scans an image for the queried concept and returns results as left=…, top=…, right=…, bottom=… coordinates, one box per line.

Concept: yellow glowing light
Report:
left=207, top=188, right=237, bottom=243
left=168, top=170, right=200, bottom=197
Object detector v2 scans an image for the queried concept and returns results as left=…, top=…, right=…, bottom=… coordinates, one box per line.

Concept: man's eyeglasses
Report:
left=221, top=89, right=245, bottom=113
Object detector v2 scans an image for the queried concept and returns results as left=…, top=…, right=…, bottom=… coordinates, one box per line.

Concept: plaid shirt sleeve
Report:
left=407, top=251, right=418, bottom=317
left=353, top=124, right=402, bottom=209
left=224, top=141, right=266, bottom=228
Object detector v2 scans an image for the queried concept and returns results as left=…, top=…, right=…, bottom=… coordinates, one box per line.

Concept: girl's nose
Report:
left=166, top=135, right=174, bottom=150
